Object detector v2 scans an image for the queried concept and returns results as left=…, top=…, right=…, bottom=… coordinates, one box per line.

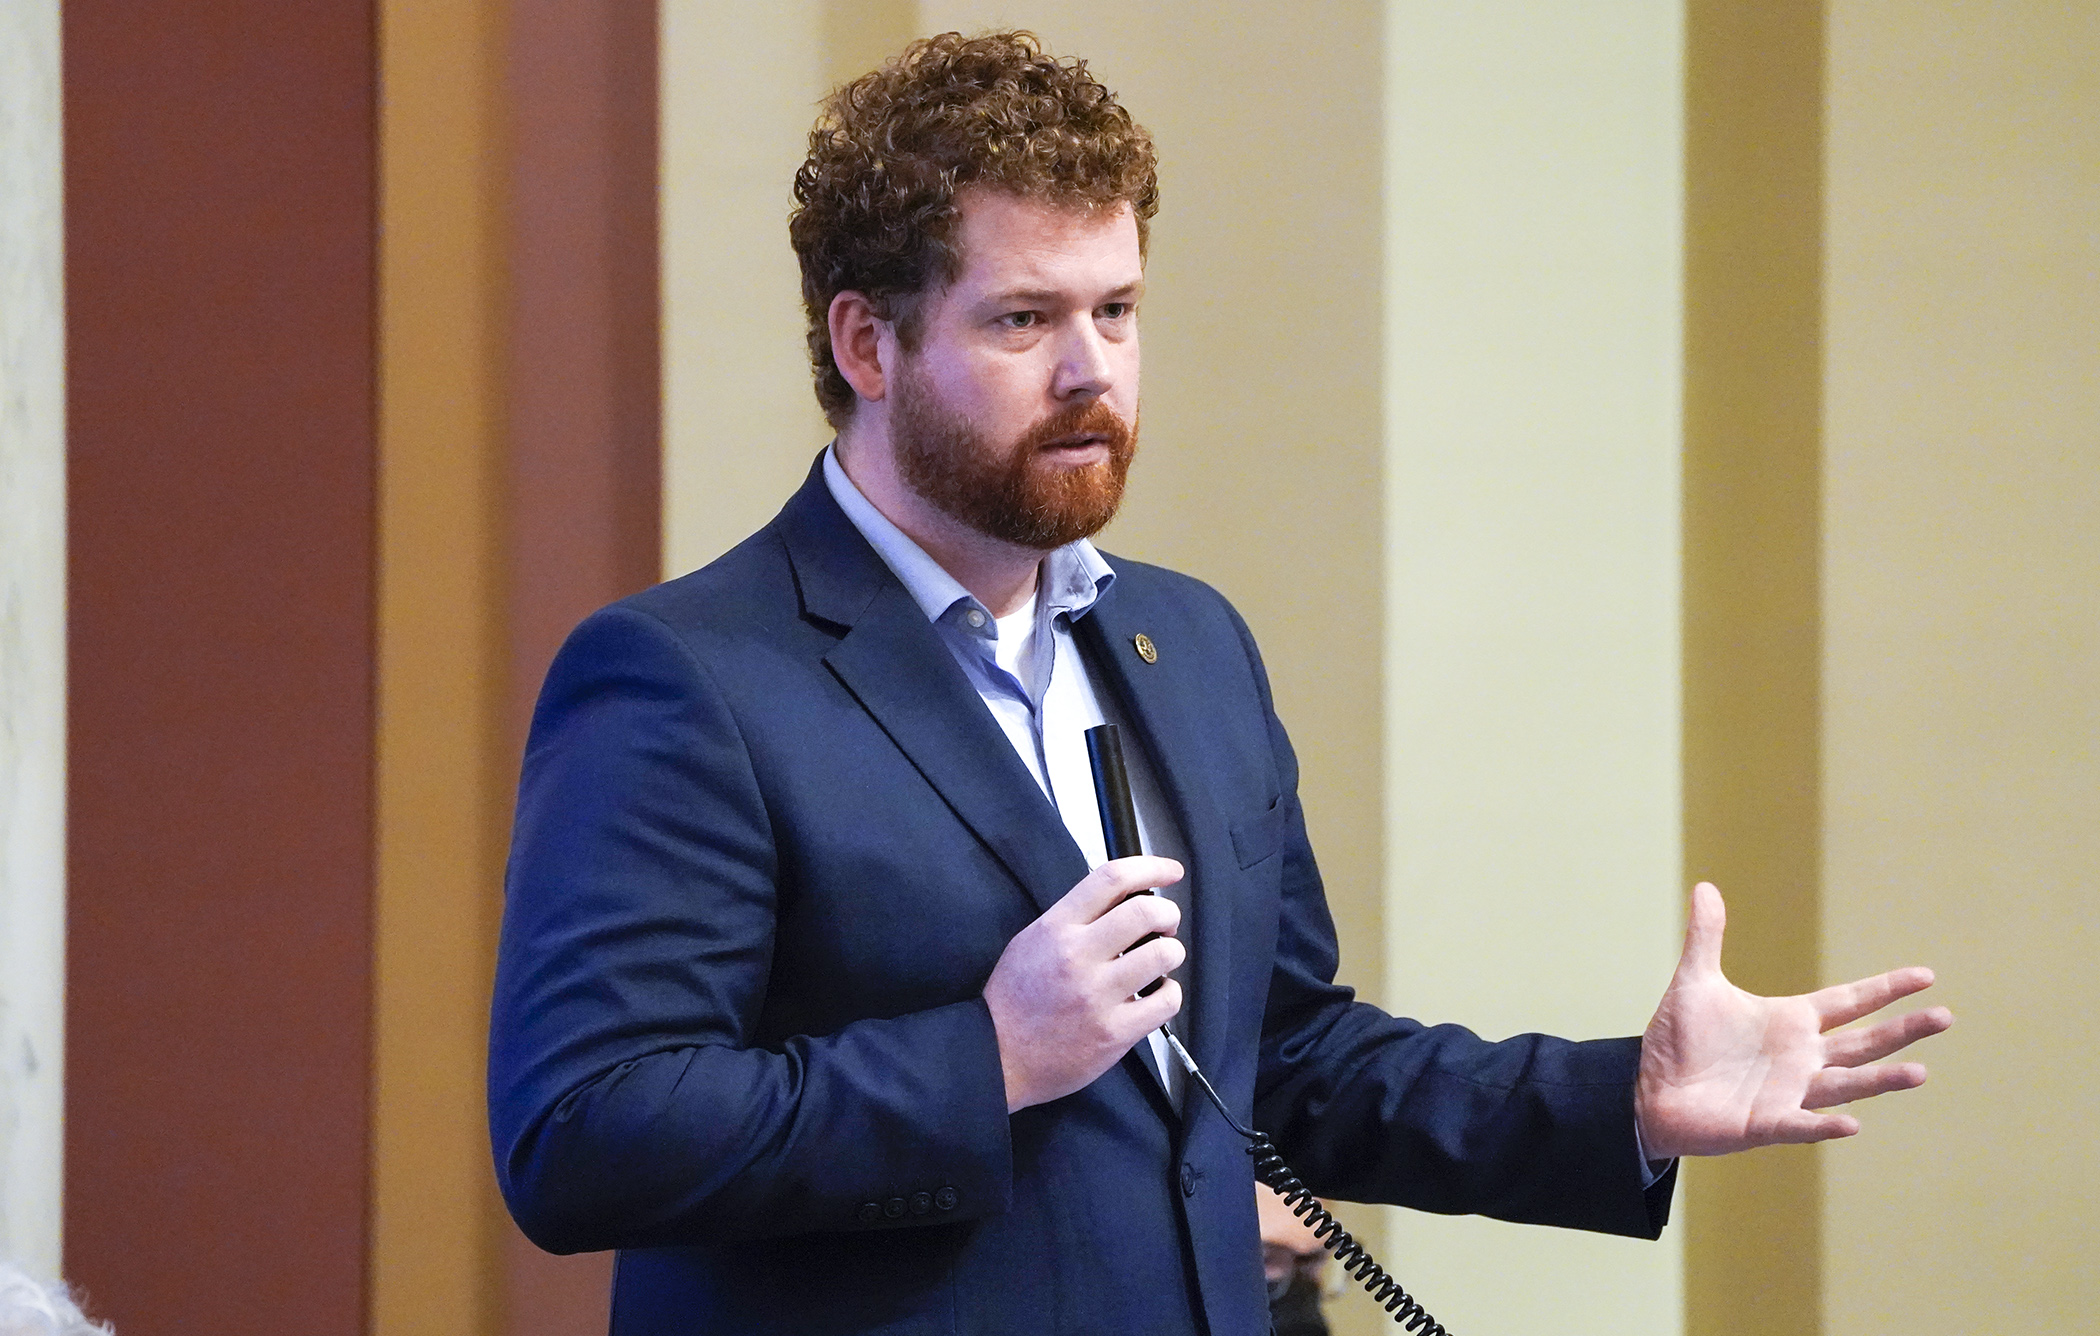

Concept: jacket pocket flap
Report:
left=1229, top=799, right=1286, bottom=868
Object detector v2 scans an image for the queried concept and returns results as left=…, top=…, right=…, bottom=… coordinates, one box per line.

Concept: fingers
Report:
left=1811, top=966, right=1937, bottom=1029
left=1106, top=932, right=1185, bottom=998
left=1676, top=882, right=1727, bottom=979
left=1765, top=1110, right=1861, bottom=1145
left=1086, top=888, right=1182, bottom=956
left=1806, top=1061, right=1927, bottom=1109
left=1121, top=976, right=1182, bottom=1036
left=1048, top=857, right=1184, bottom=926
left=1824, top=1006, right=1954, bottom=1067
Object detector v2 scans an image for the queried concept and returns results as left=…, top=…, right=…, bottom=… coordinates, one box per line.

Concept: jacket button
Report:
left=856, top=1201, right=880, bottom=1224
left=934, top=1186, right=959, bottom=1211
left=910, top=1191, right=933, bottom=1215
left=883, top=1197, right=906, bottom=1219
left=1180, top=1162, right=1198, bottom=1198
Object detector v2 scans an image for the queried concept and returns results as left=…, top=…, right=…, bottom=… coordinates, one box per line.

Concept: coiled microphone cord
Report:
left=1084, top=726, right=1450, bottom=1333
left=1159, top=1026, right=1452, bottom=1335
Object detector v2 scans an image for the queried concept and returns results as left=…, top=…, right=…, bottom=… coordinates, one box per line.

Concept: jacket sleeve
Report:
left=1228, top=605, right=1676, bottom=1240
left=487, top=603, right=1014, bottom=1253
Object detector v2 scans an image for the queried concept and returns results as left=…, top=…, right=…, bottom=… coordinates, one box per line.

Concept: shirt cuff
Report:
left=1633, top=1118, right=1675, bottom=1189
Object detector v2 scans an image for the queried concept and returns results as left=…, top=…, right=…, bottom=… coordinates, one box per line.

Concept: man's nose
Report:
left=1049, top=320, right=1114, bottom=400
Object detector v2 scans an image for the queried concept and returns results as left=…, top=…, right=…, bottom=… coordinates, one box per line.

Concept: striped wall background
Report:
left=4, top=3, right=2088, bottom=1333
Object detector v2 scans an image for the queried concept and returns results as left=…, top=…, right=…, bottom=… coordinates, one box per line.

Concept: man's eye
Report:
left=1001, top=311, right=1039, bottom=329
left=1098, top=303, right=1131, bottom=321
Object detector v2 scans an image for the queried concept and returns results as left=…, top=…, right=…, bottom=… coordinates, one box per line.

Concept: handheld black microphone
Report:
left=1085, top=723, right=1144, bottom=861
left=1084, top=724, right=1162, bottom=995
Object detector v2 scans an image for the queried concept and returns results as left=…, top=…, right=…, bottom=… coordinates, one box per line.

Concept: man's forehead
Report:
left=949, top=190, right=1143, bottom=295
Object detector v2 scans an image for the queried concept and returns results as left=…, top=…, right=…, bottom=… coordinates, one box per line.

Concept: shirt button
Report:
left=856, top=1201, right=881, bottom=1224
left=934, top=1186, right=959, bottom=1211
left=965, top=609, right=987, bottom=628
left=1180, top=1163, right=1198, bottom=1198
left=883, top=1197, right=906, bottom=1219
left=910, top=1191, right=933, bottom=1215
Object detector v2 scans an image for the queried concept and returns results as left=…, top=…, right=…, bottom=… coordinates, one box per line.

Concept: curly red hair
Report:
left=789, top=31, right=1159, bottom=426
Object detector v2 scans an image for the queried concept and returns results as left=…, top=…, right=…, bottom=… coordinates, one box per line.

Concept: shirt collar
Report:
left=823, top=444, right=1115, bottom=631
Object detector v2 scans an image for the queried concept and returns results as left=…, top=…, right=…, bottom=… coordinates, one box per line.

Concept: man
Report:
left=489, top=32, right=1949, bottom=1335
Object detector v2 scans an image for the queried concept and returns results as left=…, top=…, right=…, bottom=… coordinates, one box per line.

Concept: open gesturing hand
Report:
left=1634, top=882, right=1954, bottom=1160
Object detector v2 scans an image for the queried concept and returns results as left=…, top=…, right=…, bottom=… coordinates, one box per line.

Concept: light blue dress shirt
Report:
left=823, top=446, right=1190, bottom=1108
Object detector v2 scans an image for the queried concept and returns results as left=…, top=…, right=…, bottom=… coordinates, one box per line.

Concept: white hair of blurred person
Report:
left=0, top=1263, right=112, bottom=1336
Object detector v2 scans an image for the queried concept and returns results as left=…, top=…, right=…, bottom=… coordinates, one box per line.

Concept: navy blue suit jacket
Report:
left=489, top=461, right=1675, bottom=1335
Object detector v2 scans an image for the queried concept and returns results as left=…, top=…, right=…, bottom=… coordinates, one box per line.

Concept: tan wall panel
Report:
left=1822, top=3, right=2100, bottom=1330
left=375, top=0, right=509, bottom=1331
left=1681, top=3, right=1825, bottom=1332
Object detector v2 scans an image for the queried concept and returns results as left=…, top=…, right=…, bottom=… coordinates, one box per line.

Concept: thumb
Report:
left=1678, top=881, right=1727, bottom=979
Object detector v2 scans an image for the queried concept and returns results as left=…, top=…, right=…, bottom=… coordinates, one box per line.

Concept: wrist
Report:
left=984, top=994, right=1037, bottom=1113
left=1633, top=1067, right=1670, bottom=1161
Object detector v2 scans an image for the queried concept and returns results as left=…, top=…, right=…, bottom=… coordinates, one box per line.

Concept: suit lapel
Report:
left=777, top=460, right=1089, bottom=917
left=824, top=588, right=1089, bottom=916
left=1075, top=584, right=1239, bottom=1094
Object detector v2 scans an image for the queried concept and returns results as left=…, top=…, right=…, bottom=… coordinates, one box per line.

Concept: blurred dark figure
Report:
left=1258, top=1182, right=1329, bottom=1336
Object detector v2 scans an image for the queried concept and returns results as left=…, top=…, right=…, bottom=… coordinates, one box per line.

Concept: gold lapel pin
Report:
left=1133, top=633, right=1158, bottom=664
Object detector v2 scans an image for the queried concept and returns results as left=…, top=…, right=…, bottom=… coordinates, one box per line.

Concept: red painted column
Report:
left=63, top=3, right=378, bottom=1332
left=508, top=0, right=662, bottom=733
left=503, top=4, right=662, bottom=1332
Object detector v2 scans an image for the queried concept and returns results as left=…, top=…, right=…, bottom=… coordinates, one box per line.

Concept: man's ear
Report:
left=828, top=291, right=890, bottom=405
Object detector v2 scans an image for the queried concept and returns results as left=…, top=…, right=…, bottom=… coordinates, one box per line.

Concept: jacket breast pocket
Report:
left=1228, top=797, right=1286, bottom=869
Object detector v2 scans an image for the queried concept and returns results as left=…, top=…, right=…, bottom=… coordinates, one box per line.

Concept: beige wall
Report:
left=660, top=0, right=833, bottom=576
left=0, top=0, right=67, bottom=1278
left=1383, top=5, right=1684, bottom=1333
left=1822, top=3, right=2099, bottom=1330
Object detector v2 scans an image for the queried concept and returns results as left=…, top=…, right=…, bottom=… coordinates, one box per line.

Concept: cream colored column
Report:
left=659, top=0, right=835, bottom=575
left=1384, top=5, right=1684, bottom=1334
left=0, top=0, right=66, bottom=1278
left=1822, top=4, right=2100, bottom=1330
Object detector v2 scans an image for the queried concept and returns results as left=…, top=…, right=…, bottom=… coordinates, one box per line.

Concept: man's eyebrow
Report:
left=982, top=280, right=1145, bottom=306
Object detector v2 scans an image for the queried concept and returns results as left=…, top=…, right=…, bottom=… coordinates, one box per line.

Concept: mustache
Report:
left=1014, top=397, right=1134, bottom=455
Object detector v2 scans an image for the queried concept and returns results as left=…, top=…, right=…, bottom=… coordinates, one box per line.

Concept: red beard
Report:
left=890, top=365, right=1138, bottom=550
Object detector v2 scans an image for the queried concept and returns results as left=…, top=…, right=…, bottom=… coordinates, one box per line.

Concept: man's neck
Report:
left=835, top=429, right=1044, bottom=618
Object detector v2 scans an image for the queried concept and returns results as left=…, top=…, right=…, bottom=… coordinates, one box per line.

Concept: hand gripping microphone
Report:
left=1082, top=723, right=1453, bottom=1334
